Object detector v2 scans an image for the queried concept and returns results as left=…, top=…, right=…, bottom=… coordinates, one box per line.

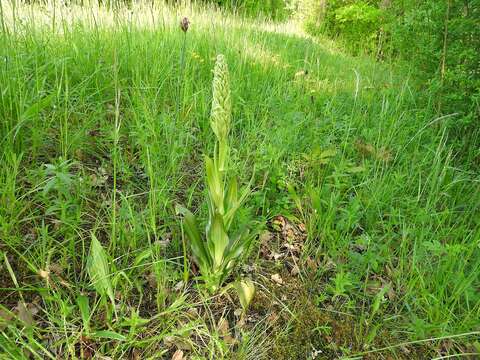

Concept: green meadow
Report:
left=0, top=1, right=479, bottom=359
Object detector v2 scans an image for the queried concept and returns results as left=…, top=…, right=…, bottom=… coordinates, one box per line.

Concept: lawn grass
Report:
left=0, top=1, right=479, bottom=359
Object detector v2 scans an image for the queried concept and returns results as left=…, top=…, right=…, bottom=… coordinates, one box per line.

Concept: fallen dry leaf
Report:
left=16, top=301, right=35, bottom=327
left=174, top=281, right=184, bottom=292
left=164, top=336, right=192, bottom=351
left=79, top=335, right=96, bottom=359
left=224, top=335, right=237, bottom=345
left=38, top=269, right=49, bottom=279
left=283, top=242, right=297, bottom=251
left=271, top=273, right=284, bottom=285
left=306, top=257, right=318, bottom=272
left=271, top=215, right=307, bottom=246
left=439, top=339, right=454, bottom=355
left=236, top=313, right=246, bottom=328
left=269, top=251, right=284, bottom=260
left=267, top=312, right=279, bottom=325
left=171, top=350, right=183, bottom=360
left=387, top=286, right=396, bottom=301
left=284, top=226, right=296, bottom=241
left=291, top=264, right=300, bottom=276
left=130, top=349, right=142, bottom=360
left=217, top=317, right=237, bottom=345
left=49, top=263, right=63, bottom=275
left=298, top=223, right=306, bottom=233
left=217, top=317, right=230, bottom=337
left=186, top=307, right=199, bottom=318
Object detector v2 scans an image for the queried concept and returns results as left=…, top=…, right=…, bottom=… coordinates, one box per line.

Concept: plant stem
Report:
left=176, top=31, right=187, bottom=124
left=181, top=221, right=189, bottom=285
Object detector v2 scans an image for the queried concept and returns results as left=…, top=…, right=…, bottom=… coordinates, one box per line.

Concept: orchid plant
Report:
left=177, top=55, right=255, bottom=293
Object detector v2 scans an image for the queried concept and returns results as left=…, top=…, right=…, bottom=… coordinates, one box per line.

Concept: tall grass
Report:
left=0, top=0, right=479, bottom=358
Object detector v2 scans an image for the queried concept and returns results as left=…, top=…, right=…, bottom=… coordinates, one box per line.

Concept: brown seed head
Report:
left=180, top=17, right=189, bottom=33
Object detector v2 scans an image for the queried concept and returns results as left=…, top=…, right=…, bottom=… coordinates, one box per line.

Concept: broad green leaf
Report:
left=365, top=323, right=381, bottom=346
left=234, top=279, right=255, bottom=311
left=224, top=185, right=251, bottom=230
left=119, top=311, right=150, bottom=328
left=93, top=330, right=126, bottom=341
left=224, top=177, right=238, bottom=224
left=217, top=141, right=229, bottom=172
left=225, top=227, right=253, bottom=263
left=87, top=234, right=115, bottom=305
left=205, top=156, right=224, bottom=214
left=207, top=213, right=229, bottom=270
left=76, top=295, right=91, bottom=333
left=176, top=205, right=210, bottom=269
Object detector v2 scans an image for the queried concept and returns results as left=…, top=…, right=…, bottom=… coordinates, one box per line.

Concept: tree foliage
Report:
left=297, top=0, right=479, bottom=150
left=205, top=0, right=289, bottom=20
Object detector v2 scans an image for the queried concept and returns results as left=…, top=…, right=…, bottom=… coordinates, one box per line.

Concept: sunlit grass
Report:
left=0, top=1, right=479, bottom=359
